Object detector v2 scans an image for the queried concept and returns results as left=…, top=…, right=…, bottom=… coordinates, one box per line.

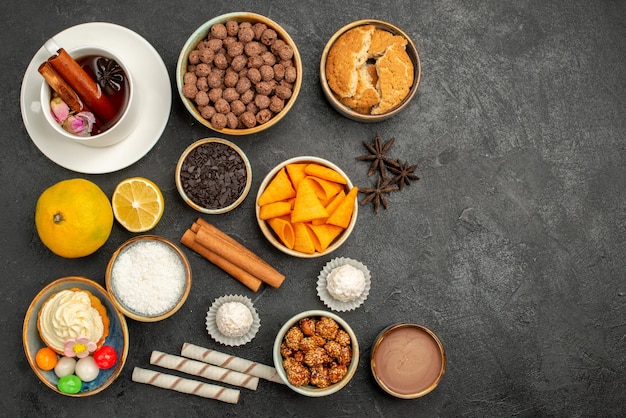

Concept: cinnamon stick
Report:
left=47, top=48, right=118, bottom=123
left=38, top=62, right=82, bottom=112
left=193, top=221, right=285, bottom=288
left=180, top=229, right=262, bottom=292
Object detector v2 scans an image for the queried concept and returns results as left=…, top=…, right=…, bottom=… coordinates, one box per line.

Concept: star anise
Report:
left=356, top=132, right=400, bottom=177
left=96, top=57, right=125, bottom=94
left=388, top=160, right=419, bottom=190
left=359, top=176, right=398, bottom=213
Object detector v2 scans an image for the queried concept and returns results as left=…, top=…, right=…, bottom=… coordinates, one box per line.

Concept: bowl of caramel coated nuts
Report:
left=273, top=310, right=359, bottom=397
left=177, top=12, right=302, bottom=135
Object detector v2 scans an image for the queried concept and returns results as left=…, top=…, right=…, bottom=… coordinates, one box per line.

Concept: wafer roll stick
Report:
left=150, top=351, right=259, bottom=390
left=181, top=343, right=284, bottom=384
left=181, top=228, right=263, bottom=292
left=132, top=367, right=240, bottom=404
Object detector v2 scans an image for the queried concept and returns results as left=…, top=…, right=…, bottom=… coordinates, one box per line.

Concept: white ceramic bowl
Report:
left=176, top=12, right=302, bottom=135
left=22, top=276, right=129, bottom=397
left=256, top=156, right=358, bottom=258
left=273, top=310, right=359, bottom=397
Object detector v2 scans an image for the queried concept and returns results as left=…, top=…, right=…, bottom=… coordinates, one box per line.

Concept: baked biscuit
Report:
left=325, top=25, right=414, bottom=115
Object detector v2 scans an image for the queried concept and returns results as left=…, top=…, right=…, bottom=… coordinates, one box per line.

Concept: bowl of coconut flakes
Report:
left=105, top=235, right=192, bottom=322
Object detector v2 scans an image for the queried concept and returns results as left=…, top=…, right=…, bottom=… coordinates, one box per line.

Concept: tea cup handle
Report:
left=43, top=38, right=61, bottom=56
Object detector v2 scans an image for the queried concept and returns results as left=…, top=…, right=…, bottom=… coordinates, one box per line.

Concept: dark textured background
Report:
left=2, top=0, right=625, bottom=416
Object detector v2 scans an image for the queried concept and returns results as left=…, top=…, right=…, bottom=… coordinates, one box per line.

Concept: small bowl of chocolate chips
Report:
left=176, top=138, right=252, bottom=214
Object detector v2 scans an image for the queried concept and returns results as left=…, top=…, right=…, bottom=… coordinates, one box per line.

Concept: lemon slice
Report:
left=112, top=177, right=164, bottom=232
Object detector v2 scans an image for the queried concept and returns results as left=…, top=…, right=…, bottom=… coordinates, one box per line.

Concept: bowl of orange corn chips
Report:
left=256, top=156, right=358, bottom=257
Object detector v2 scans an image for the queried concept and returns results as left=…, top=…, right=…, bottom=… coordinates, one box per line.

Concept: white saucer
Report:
left=20, top=22, right=172, bottom=174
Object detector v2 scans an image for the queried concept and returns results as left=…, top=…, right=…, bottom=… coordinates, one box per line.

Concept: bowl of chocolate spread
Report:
left=370, top=323, right=445, bottom=398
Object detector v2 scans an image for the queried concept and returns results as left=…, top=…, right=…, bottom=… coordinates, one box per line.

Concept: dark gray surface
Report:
left=2, top=0, right=624, bottom=416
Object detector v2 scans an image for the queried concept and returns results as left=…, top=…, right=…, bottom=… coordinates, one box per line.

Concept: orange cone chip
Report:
left=259, top=201, right=292, bottom=220
left=293, top=222, right=316, bottom=254
left=258, top=168, right=296, bottom=206
left=307, top=223, right=344, bottom=252
left=305, top=176, right=345, bottom=201
left=304, top=163, right=348, bottom=184
left=267, top=216, right=295, bottom=249
left=312, top=190, right=346, bottom=225
left=291, top=179, right=328, bottom=224
left=285, top=163, right=307, bottom=190
left=326, top=187, right=358, bottom=229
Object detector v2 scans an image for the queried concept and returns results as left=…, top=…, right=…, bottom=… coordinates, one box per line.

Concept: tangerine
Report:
left=35, top=178, right=114, bottom=258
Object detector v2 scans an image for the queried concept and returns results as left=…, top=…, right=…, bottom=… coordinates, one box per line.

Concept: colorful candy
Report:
left=54, top=356, right=76, bottom=378
left=75, top=356, right=99, bottom=382
left=93, top=345, right=117, bottom=369
left=35, top=347, right=58, bottom=371
left=58, top=374, right=82, bottom=394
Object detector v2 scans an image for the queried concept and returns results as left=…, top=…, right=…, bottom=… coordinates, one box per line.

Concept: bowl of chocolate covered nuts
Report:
left=273, top=310, right=359, bottom=397
left=176, top=12, right=302, bottom=135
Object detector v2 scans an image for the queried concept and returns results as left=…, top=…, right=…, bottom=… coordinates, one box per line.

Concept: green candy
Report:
left=58, top=375, right=82, bottom=394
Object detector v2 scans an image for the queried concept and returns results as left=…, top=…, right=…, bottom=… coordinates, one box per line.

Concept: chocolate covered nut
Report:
left=211, top=23, right=228, bottom=39
left=284, top=66, right=297, bottom=83
left=224, top=71, right=239, bottom=88
left=211, top=112, right=228, bottom=129
left=199, top=49, right=215, bottom=64
left=214, top=53, right=229, bottom=70
left=259, top=65, right=275, bottom=81
left=254, top=94, right=270, bottom=109
left=207, top=71, right=223, bottom=89
left=230, top=100, right=246, bottom=115
left=208, top=88, right=223, bottom=103
left=195, top=63, right=211, bottom=77
left=240, top=111, right=257, bottom=128
left=208, top=38, right=223, bottom=52
left=235, top=77, right=252, bottom=94
left=253, top=23, right=268, bottom=40
left=256, top=108, right=272, bottom=124
left=226, top=112, right=238, bottom=129
left=183, top=84, right=198, bottom=99
left=261, top=51, right=277, bottom=66
left=195, top=90, right=210, bottom=106
left=271, top=39, right=286, bottom=54
left=261, top=29, right=278, bottom=46
left=247, top=55, right=264, bottom=69
left=227, top=41, right=244, bottom=58
left=189, top=50, right=201, bottom=65
left=238, top=26, right=255, bottom=43
left=196, top=76, right=209, bottom=91
left=269, top=95, right=285, bottom=113
left=246, top=102, right=259, bottom=114
left=247, top=68, right=262, bottom=83
left=244, top=41, right=263, bottom=56
left=273, top=64, right=285, bottom=81
left=214, top=98, right=230, bottom=114
left=223, top=87, right=240, bottom=102
left=275, top=85, right=292, bottom=100
left=201, top=105, right=216, bottom=120
left=231, top=55, right=248, bottom=72
left=184, top=71, right=198, bottom=85
left=240, top=89, right=255, bottom=104
left=255, top=81, right=273, bottom=96
left=226, top=20, right=239, bottom=37
left=277, top=44, right=294, bottom=61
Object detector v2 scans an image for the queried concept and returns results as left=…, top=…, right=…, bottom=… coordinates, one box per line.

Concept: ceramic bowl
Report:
left=320, top=19, right=421, bottom=122
left=273, top=310, right=359, bottom=397
left=371, top=323, right=446, bottom=398
left=175, top=138, right=252, bottom=214
left=105, top=235, right=192, bottom=322
left=255, top=156, right=358, bottom=258
left=176, top=12, right=302, bottom=135
left=22, top=276, right=129, bottom=396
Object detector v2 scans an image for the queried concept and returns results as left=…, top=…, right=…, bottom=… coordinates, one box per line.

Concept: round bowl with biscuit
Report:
left=176, top=12, right=303, bottom=135
left=23, top=276, right=129, bottom=396
left=320, top=19, right=421, bottom=122
left=105, top=235, right=192, bottom=322
left=273, top=310, right=359, bottom=397
left=256, top=156, right=358, bottom=258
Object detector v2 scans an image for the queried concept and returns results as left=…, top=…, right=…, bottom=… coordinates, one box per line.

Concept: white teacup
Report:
left=40, top=39, right=137, bottom=148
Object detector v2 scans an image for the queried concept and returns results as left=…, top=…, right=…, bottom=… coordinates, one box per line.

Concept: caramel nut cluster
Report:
left=183, top=20, right=297, bottom=130
left=280, top=316, right=353, bottom=388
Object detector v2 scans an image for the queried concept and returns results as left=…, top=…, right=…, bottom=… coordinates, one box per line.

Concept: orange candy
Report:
left=35, top=346, right=58, bottom=371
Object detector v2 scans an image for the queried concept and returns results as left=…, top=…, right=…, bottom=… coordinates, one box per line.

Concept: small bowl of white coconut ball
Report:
left=206, top=294, right=260, bottom=346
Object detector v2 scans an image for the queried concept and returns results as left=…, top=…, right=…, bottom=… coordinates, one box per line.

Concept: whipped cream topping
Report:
left=215, top=301, right=253, bottom=337
left=38, top=289, right=104, bottom=352
left=326, top=264, right=366, bottom=302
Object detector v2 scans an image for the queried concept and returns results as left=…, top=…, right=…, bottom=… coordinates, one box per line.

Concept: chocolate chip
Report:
left=179, top=142, right=248, bottom=210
